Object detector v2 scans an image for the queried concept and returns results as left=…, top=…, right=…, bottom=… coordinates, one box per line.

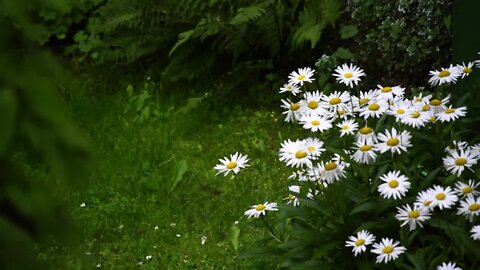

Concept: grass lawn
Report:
left=42, top=93, right=304, bottom=269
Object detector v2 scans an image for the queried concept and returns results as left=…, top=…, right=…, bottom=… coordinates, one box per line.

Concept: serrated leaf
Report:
left=230, top=6, right=265, bottom=25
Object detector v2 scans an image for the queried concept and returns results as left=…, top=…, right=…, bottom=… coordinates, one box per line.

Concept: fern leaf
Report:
left=230, top=5, right=265, bottom=25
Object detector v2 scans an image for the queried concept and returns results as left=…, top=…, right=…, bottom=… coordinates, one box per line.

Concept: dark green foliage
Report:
left=346, top=0, right=452, bottom=87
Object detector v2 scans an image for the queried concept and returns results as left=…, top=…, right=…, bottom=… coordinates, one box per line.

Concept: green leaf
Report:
left=349, top=197, right=390, bottom=216
left=333, top=47, right=354, bottom=60
left=169, top=29, right=195, bottom=57
left=170, top=159, right=188, bottom=192
left=229, top=225, right=241, bottom=252
left=0, top=89, right=17, bottom=156
left=340, top=25, right=358, bottom=39
left=230, top=5, right=265, bottom=25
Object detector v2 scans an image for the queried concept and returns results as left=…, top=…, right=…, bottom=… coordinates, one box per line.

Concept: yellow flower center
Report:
left=382, top=246, right=394, bottom=254
left=311, top=120, right=320, bottom=126
left=396, top=109, right=405, bottom=114
left=359, top=98, right=369, bottom=105
left=435, top=193, right=446, bottom=200
left=307, top=146, right=316, bottom=152
left=421, top=105, right=430, bottom=111
left=464, top=67, right=472, bottom=73
left=295, top=150, right=308, bottom=159
left=381, top=87, right=392, bottom=93
left=423, top=201, right=431, bottom=207
left=429, top=116, right=437, bottom=122
left=255, top=204, right=266, bottom=211
left=388, top=180, right=399, bottom=188
left=408, top=210, right=420, bottom=219
left=386, top=138, right=400, bottom=146
left=308, top=101, right=319, bottom=109
left=410, top=111, right=420, bottom=119
left=226, top=162, right=237, bottom=169
left=290, top=103, right=300, bottom=111
left=368, top=103, right=380, bottom=111
left=325, top=162, right=337, bottom=171
left=430, top=99, right=442, bottom=106
left=439, top=70, right=450, bottom=78
left=338, top=110, right=346, bottom=115
left=469, top=203, right=480, bottom=212
left=329, top=97, right=341, bottom=105
left=455, top=158, right=467, bottom=166
left=462, top=186, right=473, bottom=194
left=355, top=239, right=365, bottom=246
left=344, top=72, right=353, bottom=78
left=360, top=145, right=373, bottom=152
left=298, top=75, right=306, bottom=80
left=359, top=127, right=373, bottom=135
left=445, top=108, right=455, bottom=114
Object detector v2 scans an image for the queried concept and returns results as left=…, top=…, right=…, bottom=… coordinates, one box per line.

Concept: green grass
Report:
left=43, top=93, right=303, bottom=269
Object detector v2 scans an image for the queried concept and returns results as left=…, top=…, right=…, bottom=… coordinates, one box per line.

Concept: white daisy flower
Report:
left=345, top=230, right=376, bottom=256
left=399, top=109, right=431, bottom=129
left=314, top=159, right=346, bottom=184
left=376, top=128, right=412, bottom=155
left=456, top=62, right=474, bottom=79
left=428, top=95, right=450, bottom=114
left=445, top=140, right=469, bottom=154
left=359, top=99, right=389, bottom=119
left=371, top=238, right=406, bottom=264
left=333, top=63, right=366, bottom=88
left=214, top=152, right=249, bottom=176
left=303, top=137, right=325, bottom=158
left=285, top=185, right=300, bottom=207
left=436, top=106, right=467, bottom=122
left=320, top=91, right=352, bottom=113
left=352, top=138, right=378, bottom=164
left=244, top=202, right=278, bottom=218
left=395, top=204, right=431, bottom=231
left=411, top=93, right=432, bottom=107
left=300, top=114, right=333, bottom=132
left=443, top=148, right=478, bottom=177
left=437, top=262, right=462, bottom=270
left=279, top=83, right=301, bottom=95
left=280, top=99, right=302, bottom=122
left=288, top=67, right=315, bottom=86
left=389, top=100, right=412, bottom=121
left=352, top=90, right=379, bottom=111
left=428, top=65, right=462, bottom=86
left=471, top=225, right=480, bottom=240
left=356, top=126, right=377, bottom=142
left=378, top=171, right=411, bottom=200
left=415, top=189, right=435, bottom=209
left=337, top=119, right=358, bottom=137
left=457, top=195, right=480, bottom=222
left=279, top=139, right=313, bottom=168
left=376, top=85, right=405, bottom=101
left=302, top=91, right=328, bottom=116
left=429, top=185, right=458, bottom=210
left=454, top=180, right=480, bottom=197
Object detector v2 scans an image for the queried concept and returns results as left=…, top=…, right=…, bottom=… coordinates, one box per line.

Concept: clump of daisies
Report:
left=224, top=52, right=480, bottom=268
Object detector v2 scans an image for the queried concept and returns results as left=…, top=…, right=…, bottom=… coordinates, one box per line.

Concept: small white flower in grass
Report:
left=279, top=83, right=301, bottom=95
left=371, top=238, right=406, bottom=264
left=288, top=67, right=315, bottom=86
left=436, top=106, right=467, bottom=122
left=96, top=263, right=102, bottom=268
left=345, top=230, right=376, bottom=256
left=376, top=128, right=412, bottom=155
left=356, top=126, right=377, bottom=142
left=333, top=63, right=365, bottom=88
left=145, top=255, right=152, bottom=260
left=280, top=99, right=302, bottom=123
left=176, top=234, right=181, bottom=237
left=244, top=202, right=278, bottom=218
left=399, top=110, right=431, bottom=129
left=395, top=204, right=431, bottom=231
left=359, top=100, right=389, bottom=119
left=428, top=65, right=461, bottom=86
left=303, top=137, right=325, bottom=158
left=457, top=62, right=474, bottom=79
left=376, top=85, right=405, bottom=101
left=352, top=138, right=378, bottom=164
left=454, top=180, right=480, bottom=197
left=471, top=225, right=480, bottom=240
left=429, top=185, right=458, bottom=210
left=443, top=148, right=478, bottom=177
left=378, top=171, right=410, bottom=199
left=437, top=262, right=462, bottom=270
left=80, top=202, right=86, bottom=208
left=336, top=119, right=358, bottom=137
left=214, top=152, right=249, bottom=176
left=285, top=185, right=300, bottom=207
left=299, top=114, right=332, bottom=132
left=201, top=236, right=207, bottom=245
left=154, top=225, right=159, bottom=230
left=457, top=196, right=480, bottom=222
